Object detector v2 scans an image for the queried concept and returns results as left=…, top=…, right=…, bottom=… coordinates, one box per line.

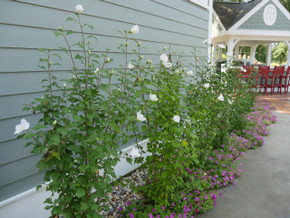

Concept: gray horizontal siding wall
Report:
left=0, top=0, right=209, bottom=201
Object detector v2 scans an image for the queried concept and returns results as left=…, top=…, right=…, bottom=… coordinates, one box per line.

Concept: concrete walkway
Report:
left=196, top=111, right=290, bottom=218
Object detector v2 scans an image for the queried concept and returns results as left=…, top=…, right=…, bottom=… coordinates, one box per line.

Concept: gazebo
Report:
left=211, top=0, right=290, bottom=66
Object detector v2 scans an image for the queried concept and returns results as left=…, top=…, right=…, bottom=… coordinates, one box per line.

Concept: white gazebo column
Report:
left=286, top=41, right=290, bottom=67
left=226, top=39, right=234, bottom=64
left=266, top=43, right=272, bottom=66
left=212, top=43, right=217, bottom=66
left=218, top=47, right=222, bottom=61
left=250, top=44, right=257, bottom=65
left=234, top=45, right=239, bottom=59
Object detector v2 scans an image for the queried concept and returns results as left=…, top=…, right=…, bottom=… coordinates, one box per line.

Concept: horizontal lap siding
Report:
left=0, top=0, right=209, bottom=201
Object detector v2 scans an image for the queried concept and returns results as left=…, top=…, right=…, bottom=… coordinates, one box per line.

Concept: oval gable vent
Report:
left=263, top=4, right=277, bottom=26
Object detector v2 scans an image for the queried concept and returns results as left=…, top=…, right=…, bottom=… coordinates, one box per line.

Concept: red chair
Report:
left=270, top=66, right=285, bottom=95
left=257, top=66, right=270, bottom=95
left=241, top=65, right=254, bottom=82
left=282, top=66, right=290, bottom=94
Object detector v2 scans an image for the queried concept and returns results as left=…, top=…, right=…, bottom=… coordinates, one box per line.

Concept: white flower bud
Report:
left=218, top=94, right=224, bottom=101
left=149, top=93, right=158, bottom=102
left=94, top=68, right=99, bottom=74
left=128, top=62, right=134, bottom=69
left=173, top=115, right=180, bottom=123
left=204, top=83, right=210, bottom=89
left=75, top=4, right=84, bottom=14
left=137, top=111, right=146, bottom=122
left=186, top=71, right=194, bottom=76
left=146, top=59, right=152, bottom=65
left=14, top=119, right=30, bottom=135
left=129, top=25, right=139, bottom=34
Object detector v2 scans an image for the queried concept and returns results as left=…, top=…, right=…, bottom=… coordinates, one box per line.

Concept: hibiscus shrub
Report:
left=20, top=8, right=136, bottom=217
left=127, top=52, right=200, bottom=206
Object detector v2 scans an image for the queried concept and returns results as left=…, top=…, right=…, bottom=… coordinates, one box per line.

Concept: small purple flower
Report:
left=126, top=201, right=131, bottom=206
left=204, top=195, right=208, bottom=200
left=172, top=203, right=175, bottom=207
left=118, top=207, right=123, bottom=211
left=152, top=208, right=156, bottom=213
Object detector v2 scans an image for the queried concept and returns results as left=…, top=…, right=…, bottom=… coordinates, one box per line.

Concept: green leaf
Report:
left=54, top=31, right=62, bottom=37
left=66, top=17, right=75, bottom=22
left=52, top=152, right=60, bottom=160
left=66, top=30, right=75, bottom=35
left=126, top=158, right=132, bottom=165
left=22, top=106, right=31, bottom=111
left=59, top=46, right=68, bottom=54
left=80, top=202, right=89, bottom=211
left=87, top=24, right=94, bottom=31
left=53, top=63, right=62, bottom=67
left=37, top=160, right=48, bottom=171
left=23, top=132, right=36, bottom=139
left=37, top=65, right=46, bottom=70
left=75, top=53, right=83, bottom=60
left=116, top=30, right=124, bottom=36
left=33, top=123, right=47, bottom=130
left=38, top=48, right=46, bottom=52
left=87, top=35, right=98, bottom=41
left=77, top=188, right=86, bottom=198
left=52, top=54, right=62, bottom=60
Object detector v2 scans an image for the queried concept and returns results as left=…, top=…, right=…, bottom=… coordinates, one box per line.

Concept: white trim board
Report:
left=227, top=29, right=290, bottom=38
left=213, top=9, right=227, bottom=33
left=0, top=139, right=149, bottom=218
left=188, top=0, right=208, bottom=9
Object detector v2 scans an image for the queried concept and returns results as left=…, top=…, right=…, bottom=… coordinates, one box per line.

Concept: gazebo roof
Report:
left=213, top=0, right=263, bottom=30
left=211, top=0, right=290, bottom=66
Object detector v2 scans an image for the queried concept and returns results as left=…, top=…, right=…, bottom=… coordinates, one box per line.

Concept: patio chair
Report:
left=258, top=66, right=270, bottom=95
left=282, top=66, right=290, bottom=94
left=241, top=65, right=254, bottom=82
left=270, top=66, right=285, bottom=95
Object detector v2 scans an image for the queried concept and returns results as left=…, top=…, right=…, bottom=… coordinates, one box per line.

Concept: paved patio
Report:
left=256, top=93, right=290, bottom=115
left=196, top=93, right=290, bottom=218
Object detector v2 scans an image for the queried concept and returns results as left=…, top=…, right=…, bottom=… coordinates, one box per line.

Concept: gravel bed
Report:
left=100, top=168, right=147, bottom=217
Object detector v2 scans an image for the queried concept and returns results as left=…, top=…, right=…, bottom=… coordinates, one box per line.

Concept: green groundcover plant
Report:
left=13, top=4, right=276, bottom=218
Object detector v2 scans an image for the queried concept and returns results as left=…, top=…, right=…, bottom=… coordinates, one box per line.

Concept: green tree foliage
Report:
left=280, top=0, right=290, bottom=12
left=273, top=43, right=288, bottom=64
left=255, top=45, right=267, bottom=64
